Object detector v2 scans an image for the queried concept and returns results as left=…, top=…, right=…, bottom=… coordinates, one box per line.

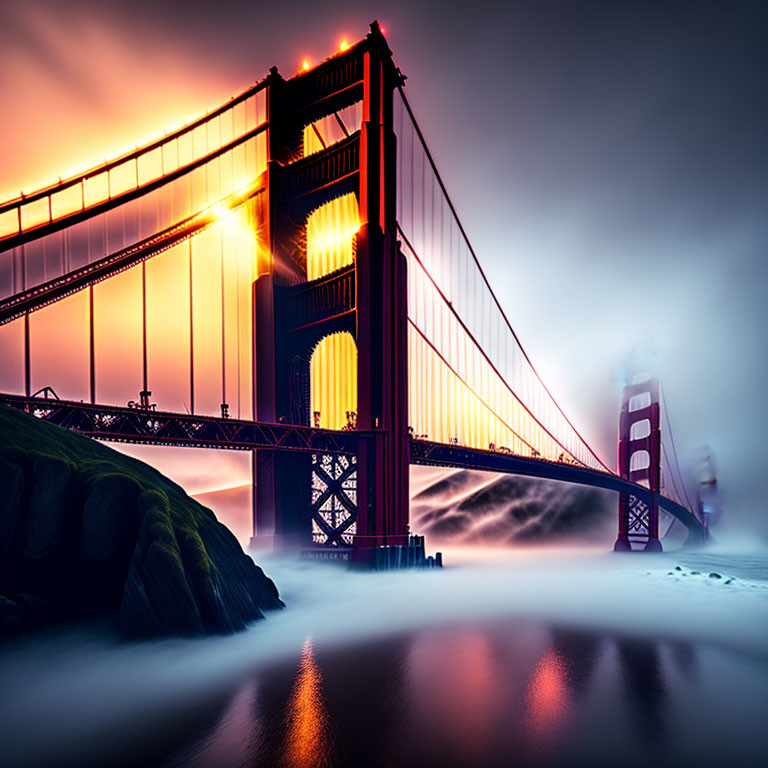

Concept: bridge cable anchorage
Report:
left=396, top=86, right=610, bottom=472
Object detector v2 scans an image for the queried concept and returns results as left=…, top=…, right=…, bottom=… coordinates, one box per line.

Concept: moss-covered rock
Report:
left=0, top=405, right=283, bottom=637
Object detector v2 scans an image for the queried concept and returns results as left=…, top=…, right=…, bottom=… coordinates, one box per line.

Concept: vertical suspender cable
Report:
left=20, top=238, right=29, bottom=395
left=236, top=229, right=241, bottom=418
left=396, top=87, right=609, bottom=471
left=189, top=238, right=195, bottom=414
left=141, top=260, right=148, bottom=395
left=24, top=312, right=30, bottom=397
left=410, top=127, right=414, bottom=241
left=61, top=225, right=70, bottom=286
left=89, top=285, right=95, bottom=404
left=397, top=100, right=403, bottom=225
left=88, top=224, right=95, bottom=403
left=220, top=228, right=226, bottom=410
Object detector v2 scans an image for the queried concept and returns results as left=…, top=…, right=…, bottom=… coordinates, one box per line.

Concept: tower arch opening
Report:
left=630, top=418, right=652, bottom=441
left=305, top=193, right=359, bottom=282
left=629, top=449, right=651, bottom=472
left=309, top=330, right=358, bottom=430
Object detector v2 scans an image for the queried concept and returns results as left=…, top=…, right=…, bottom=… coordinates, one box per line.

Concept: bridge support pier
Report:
left=614, top=492, right=662, bottom=552
left=644, top=492, right=662, bottom=551
left=613, top=493, right=632, bottom=552
left=250, top=449, right=312, bottom=551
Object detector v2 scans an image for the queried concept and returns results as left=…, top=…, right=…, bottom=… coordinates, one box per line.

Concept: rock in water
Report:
left=0, top=405, right=283, bottom=637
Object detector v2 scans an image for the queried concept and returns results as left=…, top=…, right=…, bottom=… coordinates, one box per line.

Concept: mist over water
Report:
left=410, top=467, right=698, bottom=549
left=3, top=433, right=762, bottom=766
left=2, top=541, right=768, bottom=767
left=412, top=469, right=616, bottom=545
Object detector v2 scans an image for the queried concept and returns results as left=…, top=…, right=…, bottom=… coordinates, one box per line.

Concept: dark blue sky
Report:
left=2, top=0, right=766, bottom=536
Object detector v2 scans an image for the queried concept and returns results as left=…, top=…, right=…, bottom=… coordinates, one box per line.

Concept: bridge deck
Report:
left=411, top=439, right=703, bottom=537
left=0, top=394, right=704, bottom=539
left=0, top=394, right=364, bottom=454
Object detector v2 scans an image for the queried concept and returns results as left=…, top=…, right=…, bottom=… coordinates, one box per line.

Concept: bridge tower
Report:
left=615, top=378, right=662, bottom=551
left=250, top=22, right=409, bottom=556
left=696, top=448, right=719, bottom=538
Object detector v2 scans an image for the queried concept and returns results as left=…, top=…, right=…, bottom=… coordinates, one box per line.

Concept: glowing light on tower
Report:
left=305, top=193, right=359, bottom=280
left=304, top=193, right=360, bottom=430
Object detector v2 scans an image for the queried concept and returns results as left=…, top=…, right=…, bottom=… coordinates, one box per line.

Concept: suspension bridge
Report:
left=0, top=23, right=705, bottom=559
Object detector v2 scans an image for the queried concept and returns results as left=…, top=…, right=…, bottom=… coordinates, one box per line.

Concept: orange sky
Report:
left=0, top=3, right=248, bottom=202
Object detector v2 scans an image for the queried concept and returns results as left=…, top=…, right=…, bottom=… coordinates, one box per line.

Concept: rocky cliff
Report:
left=0, top=405, right=282, bottom=637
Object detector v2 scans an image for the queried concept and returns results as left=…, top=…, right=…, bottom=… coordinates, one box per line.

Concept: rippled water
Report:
left=159, top=621, right=768, bottom=768
left=2, top=547, right=768, bottom=768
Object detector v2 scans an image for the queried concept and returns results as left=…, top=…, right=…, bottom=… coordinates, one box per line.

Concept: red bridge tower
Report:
left=615, top=378, right=662, bottom=551
left=250, top=23, right=409, bottom=557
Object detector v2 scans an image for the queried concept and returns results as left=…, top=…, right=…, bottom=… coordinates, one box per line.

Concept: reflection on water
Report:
left=157, top=621, right=767, bottom=768
left=617, top=638, right=669, bottom=746
left=524, top=648, right=570, bottom=752
left=407, top=630, right=502, bottom=765
left=284, top=638, right=331, bottom=768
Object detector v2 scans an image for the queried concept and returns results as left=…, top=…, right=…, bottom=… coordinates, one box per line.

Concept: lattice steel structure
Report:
left=310, top=453, right=358, bottom=546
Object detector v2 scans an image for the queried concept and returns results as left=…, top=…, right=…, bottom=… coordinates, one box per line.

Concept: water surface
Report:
left=159, top=619, right=768, bottom=768
left=3, top=547, right=768, bottom=768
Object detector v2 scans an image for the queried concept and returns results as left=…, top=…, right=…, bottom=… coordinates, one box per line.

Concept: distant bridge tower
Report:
left=250, top=22, right=409, bottom=554
left=615, top=378, right=662, bottom=551
left=696, top=448, right=719, bottom=538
